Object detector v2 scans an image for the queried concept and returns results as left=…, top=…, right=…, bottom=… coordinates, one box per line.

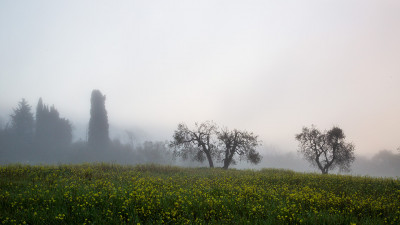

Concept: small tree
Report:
left=218, top=128, right=261, bottom=169
left=88, top=90, right=109, bottom=150
left=169, top=121, right=218, bottom=168
left=295, top=125, right=355, bottom=174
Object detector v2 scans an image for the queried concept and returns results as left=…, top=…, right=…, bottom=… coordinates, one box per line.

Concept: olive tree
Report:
left=295, top=125, right=355, bottom=174
left=218, top=128, right=261, bottom=169
left=169, top=121, right=219, bottom=168
left=170, top=121, right=262, bottom=169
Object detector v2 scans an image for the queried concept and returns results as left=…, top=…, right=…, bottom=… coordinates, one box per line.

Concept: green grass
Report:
left=0, top=163, right=399, bottom=224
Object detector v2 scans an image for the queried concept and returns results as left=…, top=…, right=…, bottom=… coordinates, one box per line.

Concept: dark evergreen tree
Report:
left=35, top=98, right=46, bottom=143
left=35, top=98, right=72, bottom=161
left=88, top=90, right=109, bottom=149
left=8, top=99, right=35, bottom=161
left=10, top=98, right=34, bottom=139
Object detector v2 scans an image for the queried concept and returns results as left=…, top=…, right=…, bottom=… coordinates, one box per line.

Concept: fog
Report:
left=1, top=98, right=399, bottom=178
left=0, top=1, right=399, bottom=177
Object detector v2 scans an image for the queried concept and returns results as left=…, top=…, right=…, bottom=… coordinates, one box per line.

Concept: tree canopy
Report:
left=295, top=125, right=355, bottom=174
left=218, top=128, right=261, bottom=169
left=170, top=121, right=219, bottom=168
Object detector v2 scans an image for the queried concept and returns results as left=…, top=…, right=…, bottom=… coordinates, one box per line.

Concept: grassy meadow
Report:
left=0, top=164, right=399, bottom=224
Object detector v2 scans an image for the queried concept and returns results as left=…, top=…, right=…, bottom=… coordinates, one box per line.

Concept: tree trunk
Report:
left=316, top=154, right=326, bottom=174
left=223, top=159, right=230, bottom=169
left=205, top=152, right=214, bottom=168
left=321, top=167, right=328, bottom=174
left=223, top=152, right=234, bottom=169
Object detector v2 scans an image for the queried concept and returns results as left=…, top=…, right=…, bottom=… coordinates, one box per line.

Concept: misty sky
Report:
left=1, top=0, right=399, bottom=157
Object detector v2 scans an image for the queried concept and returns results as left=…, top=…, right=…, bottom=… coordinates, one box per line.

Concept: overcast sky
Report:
left=1, top=0, right=399, bottom=156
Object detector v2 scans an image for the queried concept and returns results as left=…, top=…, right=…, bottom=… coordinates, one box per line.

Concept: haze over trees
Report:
left=295, top=125, right=355, bottom=174
left=0, top=98, right=72, bottom=162
left=1, top=90, right=399, bottom=177
left=0, top=90, right=170, bottom=165
left=35, top=98, right=72, bottom=160
left=170, top=121, right=262, bottom=169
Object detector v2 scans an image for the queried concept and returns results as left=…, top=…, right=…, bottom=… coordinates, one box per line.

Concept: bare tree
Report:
left=295, top=125, right=355, bottom=174
left=218, top=128, right=262, bottom=169
left=169, top=121, right=218, bottom=168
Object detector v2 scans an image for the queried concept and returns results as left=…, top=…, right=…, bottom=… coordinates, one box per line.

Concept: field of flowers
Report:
left=0, top=164, right=399, bottom=224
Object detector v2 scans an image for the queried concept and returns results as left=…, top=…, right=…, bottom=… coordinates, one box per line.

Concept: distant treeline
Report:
left=0, top=90, right=399, bottom=177
left=0, top=90, right=172, bottom=165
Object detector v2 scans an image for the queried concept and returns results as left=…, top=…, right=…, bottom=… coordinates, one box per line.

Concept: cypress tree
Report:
left=88, top=90, right=109, bottom=149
